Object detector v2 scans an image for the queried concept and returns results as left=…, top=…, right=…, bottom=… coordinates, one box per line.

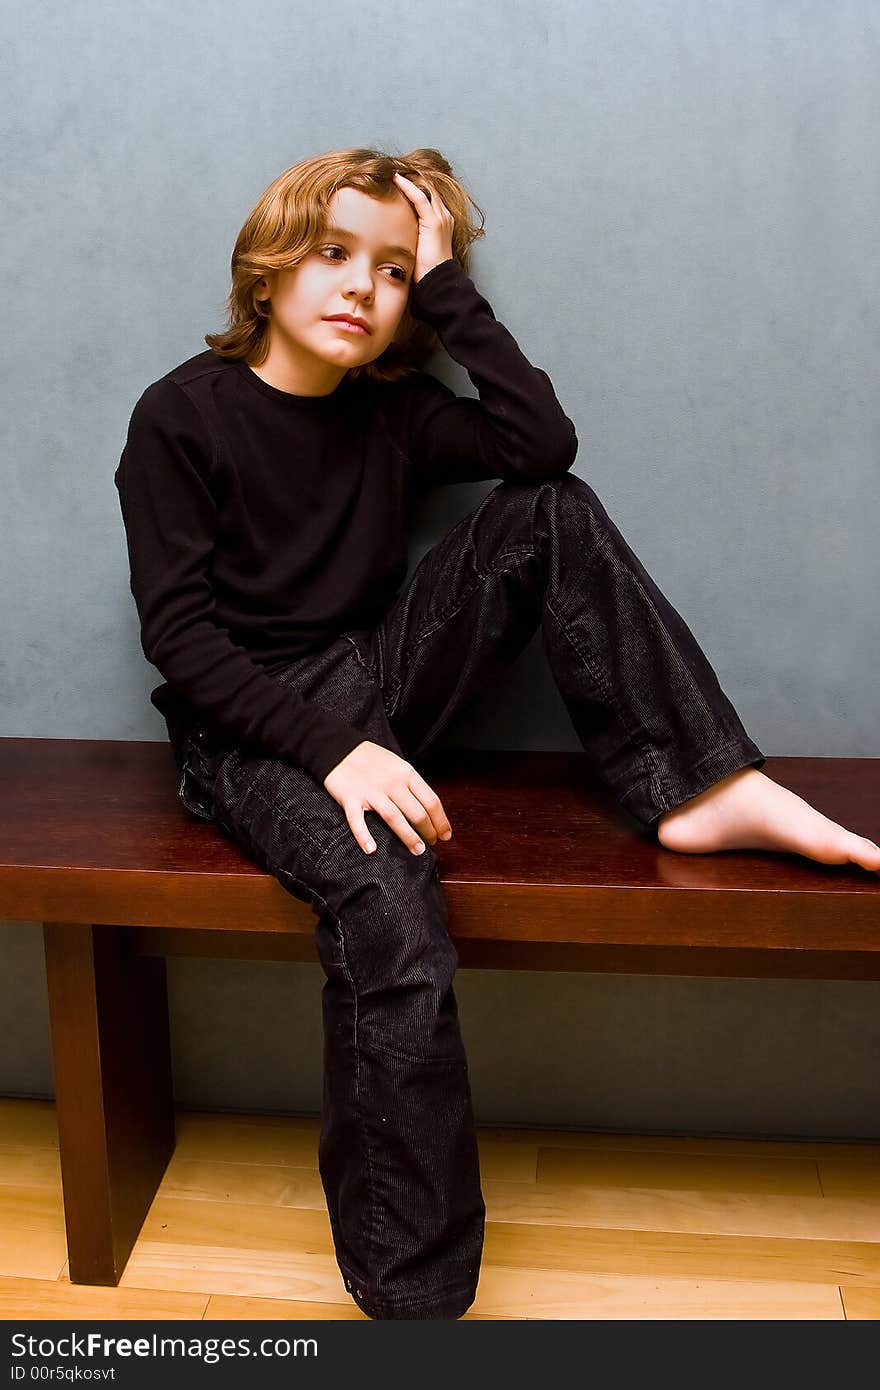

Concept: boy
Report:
left=115, top=147, right=879, bottom=1320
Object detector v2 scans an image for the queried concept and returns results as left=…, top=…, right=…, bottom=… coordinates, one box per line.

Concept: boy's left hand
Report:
left=392, top=172, right=455, bottom=284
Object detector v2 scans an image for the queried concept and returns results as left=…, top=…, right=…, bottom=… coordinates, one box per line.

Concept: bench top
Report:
left=1, top=738, right=878, bottom=975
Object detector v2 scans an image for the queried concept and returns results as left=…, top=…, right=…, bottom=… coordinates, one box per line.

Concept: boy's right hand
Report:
left=323, top=741, right=453, bottom=856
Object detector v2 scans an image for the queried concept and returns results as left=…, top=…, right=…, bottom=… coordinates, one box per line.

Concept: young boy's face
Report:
left=253, top=186, right=418, bottom=393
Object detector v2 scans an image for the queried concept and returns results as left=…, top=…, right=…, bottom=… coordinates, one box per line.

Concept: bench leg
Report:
left=42, top=922, right=175, bottom=1285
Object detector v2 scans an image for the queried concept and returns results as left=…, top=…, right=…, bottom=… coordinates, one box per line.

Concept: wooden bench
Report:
left=1, top=736, right=878, bottom=1286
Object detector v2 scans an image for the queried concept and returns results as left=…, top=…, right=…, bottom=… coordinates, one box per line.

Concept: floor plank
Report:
left=481, top=1175, right=880, bottom=1242
left=840, top=1286, right=880, bottom=1319
left=469, top=1265, right=844, bottom=1319
left=0, top=1276, right=207, bottom=1320
left=0, top=1189, right=67, bottom=1281
left=536, top=1146, right=823, bottom=1196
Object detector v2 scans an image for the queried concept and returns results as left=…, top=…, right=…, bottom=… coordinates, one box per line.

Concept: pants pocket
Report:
left=178, top=730, right=232, bottom=822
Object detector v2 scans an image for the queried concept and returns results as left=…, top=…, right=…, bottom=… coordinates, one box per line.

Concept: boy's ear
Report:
left=254, top=273, right=275, bottom=304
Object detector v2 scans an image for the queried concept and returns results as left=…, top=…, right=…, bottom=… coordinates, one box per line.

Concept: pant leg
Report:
left=175, top=636, right=485, bottom=1320
left=351, top=474, right=765, bottom=833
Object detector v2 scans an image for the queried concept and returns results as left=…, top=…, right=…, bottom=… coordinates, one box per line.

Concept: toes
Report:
left=852, top=838, right=880, bottom=872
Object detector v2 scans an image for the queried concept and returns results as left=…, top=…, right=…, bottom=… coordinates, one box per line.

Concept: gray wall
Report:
left=2, top=0, right=878, bottom=1135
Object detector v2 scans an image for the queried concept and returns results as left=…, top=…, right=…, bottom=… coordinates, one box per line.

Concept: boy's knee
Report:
left=324, top=838, right=454, bottom=968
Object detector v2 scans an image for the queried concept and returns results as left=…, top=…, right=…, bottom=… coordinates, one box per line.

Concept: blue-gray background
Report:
left=2, top=0, right=878, bottom=1134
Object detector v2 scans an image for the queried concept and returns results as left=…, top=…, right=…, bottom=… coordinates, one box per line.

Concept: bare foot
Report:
left=656, top=767, right=880, bottom=873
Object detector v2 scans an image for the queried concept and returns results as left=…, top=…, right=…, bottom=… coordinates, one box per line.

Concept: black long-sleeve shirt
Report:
left=114, top=256, right=578, bottom=784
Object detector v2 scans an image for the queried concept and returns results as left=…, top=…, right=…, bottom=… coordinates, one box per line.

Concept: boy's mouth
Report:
left=323, top=314, right=372, bottom=335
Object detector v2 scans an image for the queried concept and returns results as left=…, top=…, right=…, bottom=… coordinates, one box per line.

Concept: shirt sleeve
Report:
left=114, top=380, right=368, bottom=785
left=403, top=256, right=579, bottom=492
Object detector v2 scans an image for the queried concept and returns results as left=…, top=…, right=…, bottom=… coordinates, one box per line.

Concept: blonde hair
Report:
left=205, top=147, right=486, bottom=383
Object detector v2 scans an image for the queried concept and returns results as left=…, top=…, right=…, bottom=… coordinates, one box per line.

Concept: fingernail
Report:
left=441, top=830, right=451, bottom=841
left=414, top=842, right=425, bottom=854
left=366, top=840, right=375, bottom=852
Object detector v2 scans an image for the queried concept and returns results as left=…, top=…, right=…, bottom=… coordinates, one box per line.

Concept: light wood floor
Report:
left=1, top=1098, right=879, bottom=1320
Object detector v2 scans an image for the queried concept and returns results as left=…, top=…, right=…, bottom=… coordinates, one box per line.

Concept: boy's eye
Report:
left=319, top=245, right=408, bottom=282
